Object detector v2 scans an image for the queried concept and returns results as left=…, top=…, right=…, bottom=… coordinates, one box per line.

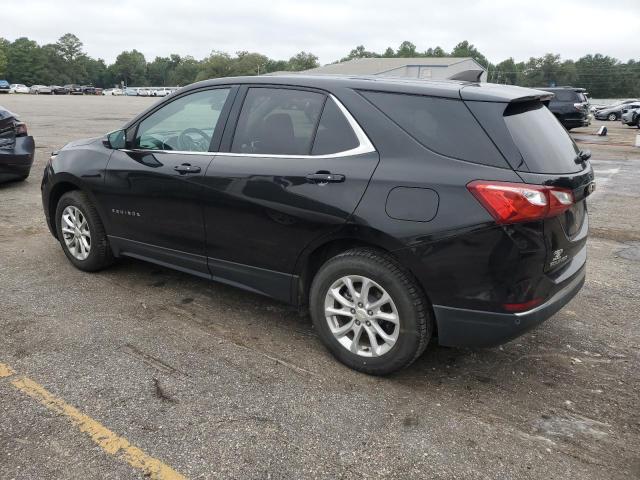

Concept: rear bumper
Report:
left=433, top=265, right=585, bottom=347
left=0, top=136, right=35, bottom=180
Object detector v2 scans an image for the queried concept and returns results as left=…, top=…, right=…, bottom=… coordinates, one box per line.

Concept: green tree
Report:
left=6, top=37, right=47, bottom=84
left=0, top=38, right=10, bottom=77
left=110, top=49, right=147, bottom=86
left=396, top=41, right=417, bottom=57
left=169, top=56, right=199, bottom=85
left=450, top=40, right=490, bottom=68
left=287, top=51, right=319, bottom=71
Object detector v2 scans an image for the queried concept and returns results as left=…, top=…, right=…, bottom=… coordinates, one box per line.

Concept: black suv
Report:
left=41, top=76, right=594, bottom=374
left=538, top=87, right=590, bottom=130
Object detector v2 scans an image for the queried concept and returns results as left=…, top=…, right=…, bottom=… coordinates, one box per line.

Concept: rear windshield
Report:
left=549, top=90, right=583, bottom=102
left=504, top=102, right=581, bottom=174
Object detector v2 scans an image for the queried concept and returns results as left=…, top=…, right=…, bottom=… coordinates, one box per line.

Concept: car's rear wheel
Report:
left=309, top=248, right=432, bottom=375
left=55, top=190, right=113, bottom=272
left=608, top=113, right=617, bottom=121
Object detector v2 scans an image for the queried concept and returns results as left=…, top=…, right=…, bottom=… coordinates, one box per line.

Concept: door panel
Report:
left=99, top=87, right=234, bottom=274
left=101, top=150, right=213, bottom=274
left=202, top=151, right=379, bottom=274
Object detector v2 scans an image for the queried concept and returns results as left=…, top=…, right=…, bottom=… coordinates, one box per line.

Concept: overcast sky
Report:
left=3, top=0, right=639, bottom=65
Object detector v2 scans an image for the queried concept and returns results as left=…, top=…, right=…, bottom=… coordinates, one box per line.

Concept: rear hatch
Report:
left=463, top=90, right=594, bottom=275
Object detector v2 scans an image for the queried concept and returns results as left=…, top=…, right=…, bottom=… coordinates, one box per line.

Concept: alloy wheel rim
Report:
left=61, top=205, right=91, bottom=260
left=324, top=275, right=400, bottom=357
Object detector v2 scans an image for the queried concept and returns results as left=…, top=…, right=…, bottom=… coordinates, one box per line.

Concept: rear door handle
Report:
left=306, top=172, right=345, bottom=183
left=174, top=163, right=201, bottom=174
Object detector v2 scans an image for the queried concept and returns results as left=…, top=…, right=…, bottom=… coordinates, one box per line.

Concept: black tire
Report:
left=55, top=190, right=114, bottom=272
left=607, top=113, right=617, bottom=121
left=309, top=248, right=433, bottom=375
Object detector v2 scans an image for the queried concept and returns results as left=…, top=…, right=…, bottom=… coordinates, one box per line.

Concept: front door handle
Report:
left=306, top=172, right=345, bottom=184
left=174, top=163, right=201, bottom=174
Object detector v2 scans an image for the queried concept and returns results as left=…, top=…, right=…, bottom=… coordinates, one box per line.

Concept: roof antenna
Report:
left=448, top=69, right=484, bottom=82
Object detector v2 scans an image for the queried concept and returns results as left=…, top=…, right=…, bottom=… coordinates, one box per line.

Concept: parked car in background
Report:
left=0, top=106, right=35, bottom=182
left=103, top=88, right=124, bottom=96
left=537, top=87, right=590, bottom=130
left=30, top=85, right=53, bottom=95
left=593, top=99, right=638, bottom=112
left=42, top=76, right=594, bottom=374
left=136, top=88, right=152, bottom=97
left=621, top=103, right=640, bottom=127
left=65, top=84, right=84, bottom=95
left=0, top=80, right=11, bottom=93
left=51, top=85, right=70, bottom=95
left=9, top=84, right=30, bottom=94
left=151, top=88, right=171, bottom=97
left=124, top=87, right=139, bottom=96
left=81, top=86, right=96, bottom=95
left=594, top=100, right=638, bottom=121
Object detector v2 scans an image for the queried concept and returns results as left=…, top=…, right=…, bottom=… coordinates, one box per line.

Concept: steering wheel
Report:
left=177, top=128, right=211, bottom=151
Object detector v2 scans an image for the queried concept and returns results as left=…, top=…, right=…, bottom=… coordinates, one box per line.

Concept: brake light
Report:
left=467, top=180, right=574, bottom=224
left=573, top=103, right=585, bottom=112
left=15, top=122, right=27, bottom=136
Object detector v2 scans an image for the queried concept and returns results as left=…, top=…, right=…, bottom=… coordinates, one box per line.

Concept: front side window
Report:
left=135, top=88, right=230, bottom=152
left=231, top=87, right=325, bottom=155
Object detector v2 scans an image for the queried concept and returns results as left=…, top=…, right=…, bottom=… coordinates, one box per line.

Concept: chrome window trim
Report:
left=120, top=94, right=376, bottom=159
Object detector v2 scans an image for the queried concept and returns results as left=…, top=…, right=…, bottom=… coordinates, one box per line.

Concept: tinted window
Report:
left=135, top=88, right=230, bottom=152
left=311, top=98, right=359, bottom=155
left=232, top=88, right=325, bottom=155
left=361, top=91, right=504, bottom=167
left=549, top=90, right=580, bottom=102
left=504, top=102, right=581, bottom=174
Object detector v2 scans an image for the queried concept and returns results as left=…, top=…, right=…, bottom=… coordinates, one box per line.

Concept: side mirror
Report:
left=102, top=129, right=126, bottom=149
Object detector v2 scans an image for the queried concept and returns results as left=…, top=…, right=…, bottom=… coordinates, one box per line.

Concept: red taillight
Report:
left=503, top=298, right=543, bottom=312
left=15, top=122, right=28, bottom=136
left=467, top=180, right=574, bottom=225
left=573, top=103, right=585, bottom=112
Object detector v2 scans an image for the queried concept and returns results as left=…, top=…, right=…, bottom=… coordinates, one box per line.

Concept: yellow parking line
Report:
left=0, top=363, right=15, bottom=378
left=0, top=363, right=186, bottom=480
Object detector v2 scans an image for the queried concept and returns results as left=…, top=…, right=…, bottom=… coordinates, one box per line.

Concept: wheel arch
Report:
left=47, top=175, right=108, bottom=239
left=293, top=226, right=429, bottom=308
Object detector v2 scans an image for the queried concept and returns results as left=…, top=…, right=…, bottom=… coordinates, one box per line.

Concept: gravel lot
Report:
left=0, top=95, right=639, bottom=479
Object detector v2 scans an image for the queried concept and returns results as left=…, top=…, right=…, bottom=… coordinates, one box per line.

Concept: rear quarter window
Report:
left=360, top=90, right=506, bottom=168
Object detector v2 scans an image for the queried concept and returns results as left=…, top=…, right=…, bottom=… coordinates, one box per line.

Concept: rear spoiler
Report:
left=459, top=84, right=555, bottom=104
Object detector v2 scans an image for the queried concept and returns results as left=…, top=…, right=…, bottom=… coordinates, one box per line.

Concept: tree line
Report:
left=0, top=35, right=638, bottom=97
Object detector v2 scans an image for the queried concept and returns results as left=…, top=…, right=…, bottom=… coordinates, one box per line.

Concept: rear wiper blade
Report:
left=575, top=149, right=591, bottom=164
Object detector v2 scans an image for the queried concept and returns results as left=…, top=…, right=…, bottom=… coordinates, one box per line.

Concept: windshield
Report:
left=504, top=102, right=582, bottom=174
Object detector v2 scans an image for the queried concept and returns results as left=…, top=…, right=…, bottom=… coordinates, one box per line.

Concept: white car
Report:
left=136, top=88, right=151, bottom=97
left=29, top=85, right=52, bottom=94
left=621, top=103, right=640, bottom=127
left=102, top=88, right=124, bottom=96
left=9, top=84, right=29, bottom=94
left=152, top=87, right=172, bottom=97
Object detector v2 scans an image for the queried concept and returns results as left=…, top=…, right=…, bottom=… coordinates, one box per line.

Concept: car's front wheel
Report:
left=310, top=248, right=433, bottom=375
left=608, top=113, right=617, bottom=121
left=55, top=190, right=114, bottom=272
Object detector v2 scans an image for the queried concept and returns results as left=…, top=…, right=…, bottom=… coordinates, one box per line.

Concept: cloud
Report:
left=3, top=0, right=639, bottom=64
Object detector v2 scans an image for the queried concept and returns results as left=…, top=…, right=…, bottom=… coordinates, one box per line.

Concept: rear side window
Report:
left=311, top=98, right=359, bottom=155
left=360, top=91, right=505, bottom=167
left=231, top=87, right=325, bottom=155
left=504, top=102, right=580, bottom=174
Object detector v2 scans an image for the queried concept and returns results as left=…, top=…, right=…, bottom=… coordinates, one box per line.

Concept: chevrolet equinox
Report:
left=41, top=75, right=594, bottom=374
